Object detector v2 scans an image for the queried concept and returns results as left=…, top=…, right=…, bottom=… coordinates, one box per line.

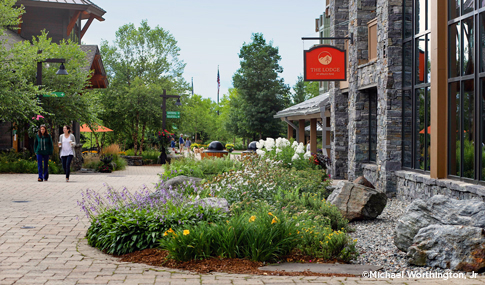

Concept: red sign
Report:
left=304, top=45, right=346, bottom=81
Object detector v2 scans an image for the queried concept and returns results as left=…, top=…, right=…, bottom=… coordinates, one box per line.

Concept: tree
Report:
left=233, top=33, right=289, bottom=139
left=179, top=94, right=217, bottom=142
left=0, top=0, right=41, bottom=123
left=292, top=75, right=306, bottom=104
left=291, top=75, right=320, bottom=105
left=223, top=88, right=252, bottom=144
left=100, top=20, right=188, bottom=154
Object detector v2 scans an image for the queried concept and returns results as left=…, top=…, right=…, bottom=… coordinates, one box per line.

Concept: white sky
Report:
left=83, top=0, right=323, bottom=102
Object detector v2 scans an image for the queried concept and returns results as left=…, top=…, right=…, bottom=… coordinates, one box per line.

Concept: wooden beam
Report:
left=67, top=11, right=82, bottom=37
left=430, top=0, right=448, bottom=178
left=310, top=118, right=317, bottom=153
left=287, top=124, right=293, bottom=140
left=299, top=119, right=305, bottom=144
left=284, top=113, right=322, bottom=121
left=80, top=15, right=95, bottom=39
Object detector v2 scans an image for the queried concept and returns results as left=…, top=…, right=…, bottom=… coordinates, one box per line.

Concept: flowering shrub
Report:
left=80, top=182, right=227, bottom=255
left=254, top=137, right=314, bottom=170
left=163, top=155, right=242, bottom=180
left=201, top=156, right=331, bottom=205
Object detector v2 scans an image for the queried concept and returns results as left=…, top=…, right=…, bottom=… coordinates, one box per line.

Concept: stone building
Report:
left=308, top=0, right=485, bottom=202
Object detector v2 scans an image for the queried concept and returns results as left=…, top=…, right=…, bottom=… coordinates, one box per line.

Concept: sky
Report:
left=83, top=0, right=323, bottom=103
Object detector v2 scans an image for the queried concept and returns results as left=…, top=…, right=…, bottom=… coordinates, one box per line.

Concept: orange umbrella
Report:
left=419, top=126, right=431, bottom=134
left=80, top=124, right=113, bottom=132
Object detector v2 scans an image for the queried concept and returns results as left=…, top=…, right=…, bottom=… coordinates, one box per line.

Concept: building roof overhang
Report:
left=16, top=0, right=106, bottom=21
left=274, top=92, right=330, bottom=121
left=80, top=45, right=108, bottom=89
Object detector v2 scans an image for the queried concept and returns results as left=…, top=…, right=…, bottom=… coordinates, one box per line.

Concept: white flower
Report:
left=265, top=138, right=275, bottom=151
left=256, top=139, right=265, bottom=149
left=292, top=141, right=298, bottom=148
left=295, top=143, right=305, bottom=154
left=275, top=148, right=282, bottom=154
left=303, top=151, right=312, bottom=160
left=256, top=149, right=265, bottom=156
left=291, top=153, right=300, bottom=161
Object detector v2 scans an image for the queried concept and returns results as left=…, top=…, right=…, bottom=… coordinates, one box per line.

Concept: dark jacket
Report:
left=34, top=134, right=53, bottom=155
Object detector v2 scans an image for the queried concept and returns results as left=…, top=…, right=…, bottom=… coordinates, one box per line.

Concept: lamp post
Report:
left=159, top=89, right=181, bottom=164
left=36, top=50, right=68, bottom=98
left=160, top=89, right=181, bottom=131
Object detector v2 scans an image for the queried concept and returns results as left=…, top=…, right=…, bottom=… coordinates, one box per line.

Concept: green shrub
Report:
left=163, top=155, right=242, bottom=180
left=159, top=206, right=298, bottom=262
left=0, top=156, right=62, bottom=174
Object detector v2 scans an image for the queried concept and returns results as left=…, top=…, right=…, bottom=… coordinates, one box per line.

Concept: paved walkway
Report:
left=1, top=166, right=484, bottom=285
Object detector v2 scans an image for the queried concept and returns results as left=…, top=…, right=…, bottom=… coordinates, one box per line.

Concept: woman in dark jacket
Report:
left=34, top=124, right=53, bottom=182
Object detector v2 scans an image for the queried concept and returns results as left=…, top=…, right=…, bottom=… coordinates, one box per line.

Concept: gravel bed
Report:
left=348, top=198, right=484, bottom=276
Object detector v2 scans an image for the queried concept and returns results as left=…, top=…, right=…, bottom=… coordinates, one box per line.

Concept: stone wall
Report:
left=374, top=0, right=403, bottom=195
left=329, top=0, right=350, bottom=179
left=395, top=170, right=485, bottom=202
left=362, top=163, right=378, bottom=188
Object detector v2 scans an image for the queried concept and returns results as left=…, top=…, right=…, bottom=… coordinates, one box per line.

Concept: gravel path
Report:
left=348, top=198, right=485, bottom=276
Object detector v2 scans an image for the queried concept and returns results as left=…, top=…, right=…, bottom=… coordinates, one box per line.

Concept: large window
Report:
left=369, top=90, right=377, bottom=162
left=448, top=0, right=485, bottom=181
left=402, top=0, right=431, bottom=170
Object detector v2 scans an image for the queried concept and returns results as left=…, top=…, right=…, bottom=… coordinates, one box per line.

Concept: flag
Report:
left=217, top=66, right=220, bottom=96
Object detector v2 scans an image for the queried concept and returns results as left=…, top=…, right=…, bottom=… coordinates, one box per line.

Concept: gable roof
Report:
left=274, top=92, right=330, bottom=119
left=80, top=45, right=108, bottom=88
left=16, top=0, right=106, bottom=20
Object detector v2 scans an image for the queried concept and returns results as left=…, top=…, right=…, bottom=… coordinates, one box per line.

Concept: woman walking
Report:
left=58, top=125, right=76, bottom=182
left=185, top=137, right=192, bottom=153
left=34, top=124, right=53, bottom=182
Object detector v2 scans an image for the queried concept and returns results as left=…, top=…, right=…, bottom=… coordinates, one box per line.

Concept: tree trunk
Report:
left=139, top=123, right=146, bottom=154
left=243, top=138, right=246, bottom=148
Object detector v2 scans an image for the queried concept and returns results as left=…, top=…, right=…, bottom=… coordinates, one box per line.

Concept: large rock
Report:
left=353, top=176, right=375, bottom=189
left=394, top=195, right=485, bottom=252
left=185, top=197, right=229, bottom=213
left=408, top=225, right=485, bottom=272
left=161, top=175, right=203, bottom=189
left=327, top=181, right=387, bottom=221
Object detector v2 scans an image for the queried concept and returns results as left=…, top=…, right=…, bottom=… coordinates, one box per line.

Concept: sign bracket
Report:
left=301, top=33, right=353, bottom=45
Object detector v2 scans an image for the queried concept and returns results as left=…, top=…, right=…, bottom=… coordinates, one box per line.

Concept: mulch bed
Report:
left=118, top=249, right=357, bottom=277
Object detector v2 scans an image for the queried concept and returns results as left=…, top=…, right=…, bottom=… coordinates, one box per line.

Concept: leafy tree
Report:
left=100, top=20, right=188, bottom=154
left=223, top=88, right=252, bottom=144
left=233, top=33, right=289, bottom=139
left=179, top=94, right=218, bottom=142
left=304, top=81, right=319, bottom=99
left=0, top=0, right=41, bottom=123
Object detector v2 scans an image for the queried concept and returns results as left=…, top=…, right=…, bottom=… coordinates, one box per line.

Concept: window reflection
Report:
left=463, top=0, right=474, bottom=15
left=416, top=36, right=426, bottom=84
left=449, top=22, right=461, bottom=78
left=403, top=90, right=413, bottom=168
left=416, top=0, right=427, bottom=34
left=416, top=88, right=426, bottom=170
left=482, top=79, right=485, bottom=181
left=449, top=0, right=460, bottom=20
left=462, top=17, right=474, bottom=76
left=480, top=14, right=485, bottom=73
left=463, top=80, right=475, bottom=179
left=425, top=87, right=431, bottom=171
left=404, top=0, right=413, bottom=38
left=426, top=36, right=431, bottom=83
left=449, top=82, right=461, bottom=176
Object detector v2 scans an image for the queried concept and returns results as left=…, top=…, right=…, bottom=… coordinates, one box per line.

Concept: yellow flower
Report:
left=271, top=218, right=277, bottom=224
left=183, top=230, right=190, bottom=236
left=249, top=216, right=256, bottom=222
left=268, top=212, right=273, bottom=216
left=167, top=228, right=174, bottom=233
left=163, top=232, right=168, bottom=236
left=354, top=239, right=358, bottom=242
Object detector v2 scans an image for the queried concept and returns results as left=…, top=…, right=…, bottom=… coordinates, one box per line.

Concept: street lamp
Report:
left=36, top=50, right=68, bottom=90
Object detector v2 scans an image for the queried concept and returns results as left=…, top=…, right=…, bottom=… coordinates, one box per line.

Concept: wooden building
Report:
left=0, top=0, right=107, bottom=151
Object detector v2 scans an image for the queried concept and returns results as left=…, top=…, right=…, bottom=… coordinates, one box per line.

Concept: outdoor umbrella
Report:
left=80, top=124, right=113, bottom=151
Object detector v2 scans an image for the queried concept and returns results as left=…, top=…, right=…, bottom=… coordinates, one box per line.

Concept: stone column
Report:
left=347, top=0, right=376, bottom=181
left=374, top=0, right=403, bottom=195
left=329, top=0, right=349, bottom=179
left=298, top=119, right=305, bottom=144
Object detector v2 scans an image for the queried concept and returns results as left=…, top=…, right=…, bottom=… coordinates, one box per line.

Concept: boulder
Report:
left=394, top=195, right=485, bottom=252
left=186, top=197, right=229, bottom=213
left=327, top=181, right=387, bottom=221
left=353, top=176, right=375, bottom=189
left=162, top=175, right=203, bottom=189
left=407, top=225, right=485, bottom=272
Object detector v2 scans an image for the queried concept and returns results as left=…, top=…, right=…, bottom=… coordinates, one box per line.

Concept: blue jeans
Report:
left=61, top=155, right=73, bottom=179
left=37, top=154, right=49, bottom=180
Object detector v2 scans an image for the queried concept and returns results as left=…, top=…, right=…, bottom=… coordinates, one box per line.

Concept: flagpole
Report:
left=191, top=77, right=194, bottom=96
left=217, top=65, right=220, bottom=115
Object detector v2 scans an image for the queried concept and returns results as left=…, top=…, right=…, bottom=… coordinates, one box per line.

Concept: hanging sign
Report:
left=304, top=45, right=346, bottom=81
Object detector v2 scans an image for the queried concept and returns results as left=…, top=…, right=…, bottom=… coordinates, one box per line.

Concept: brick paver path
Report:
left=1, top=166, right=484, bottom=285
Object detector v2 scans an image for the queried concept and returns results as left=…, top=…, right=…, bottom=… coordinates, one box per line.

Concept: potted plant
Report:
left=157, top=129, right=174, bottom=164
left=98, top=154, right=113, bottom=173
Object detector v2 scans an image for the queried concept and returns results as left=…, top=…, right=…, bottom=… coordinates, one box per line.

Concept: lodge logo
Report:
left=318, top=51, right=332, bottom=65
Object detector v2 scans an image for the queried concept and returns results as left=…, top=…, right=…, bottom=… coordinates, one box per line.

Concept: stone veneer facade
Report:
left=328, top=0, right=402, bottom=193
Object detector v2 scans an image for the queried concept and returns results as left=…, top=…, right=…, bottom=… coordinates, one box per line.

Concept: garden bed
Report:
left=118, top=249, right=356, bottom=277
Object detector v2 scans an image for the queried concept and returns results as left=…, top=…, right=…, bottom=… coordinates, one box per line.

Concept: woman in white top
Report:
left=58, top=125, right=76, bottom=182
